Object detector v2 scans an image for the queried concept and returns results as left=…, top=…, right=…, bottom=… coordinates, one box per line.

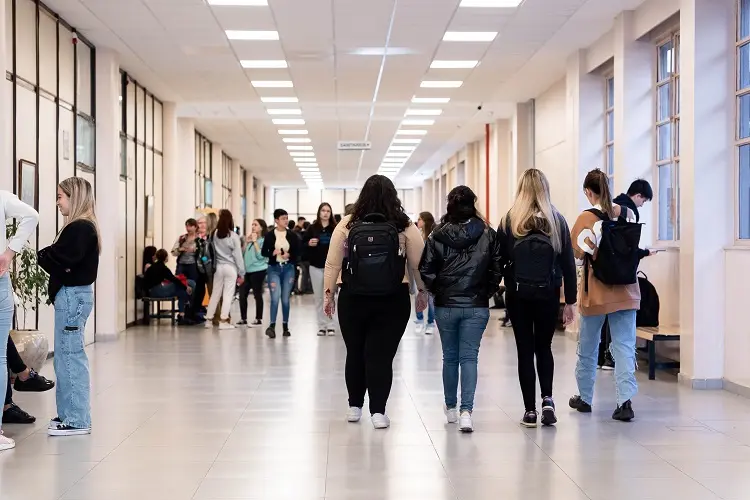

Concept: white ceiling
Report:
left=42, top=0, right=647, bottom=187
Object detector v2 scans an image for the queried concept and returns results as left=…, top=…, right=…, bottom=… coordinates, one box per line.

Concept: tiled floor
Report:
left=2, top=295, right=750, bottom=499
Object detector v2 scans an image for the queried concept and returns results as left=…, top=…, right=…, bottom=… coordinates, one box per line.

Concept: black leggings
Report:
left=6, top=336, right=27, bottom=406
left=239, top=271, right=266, bottom=321
left=337, top=284, right=411, bottom=415
left=506, top=292, right=560, bottom=412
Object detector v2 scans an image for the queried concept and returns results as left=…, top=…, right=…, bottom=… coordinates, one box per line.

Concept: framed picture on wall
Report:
left=145, top=195, right=155, bottom=239
left=18, top=160, right=38, bottom=211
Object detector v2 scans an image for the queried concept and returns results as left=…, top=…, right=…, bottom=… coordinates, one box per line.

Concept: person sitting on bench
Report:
left=143, top=249, right=194, bottom=321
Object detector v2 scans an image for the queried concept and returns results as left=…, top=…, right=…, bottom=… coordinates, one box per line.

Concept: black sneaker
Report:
left=283, top=323, right=291, bottom=337
left=265, top=324, right=276, bottom=339
left=521, top=410, right=538, bottom=428
left=250, top=320, right=262, bottom=327
left=612, top=400, right=635, bottom=422
left=48, top=424, right=91, bottom=436
left=568, top=395, right=592, bottom=413
left=541, top=397, right=557, bottom=426
left=237, top=319, right=247, bottom=326
left=13, top=369, right=55, bottom=392
left=602, top=351, right=615, bottom=371
left=2, top=403, right=36, bottom=424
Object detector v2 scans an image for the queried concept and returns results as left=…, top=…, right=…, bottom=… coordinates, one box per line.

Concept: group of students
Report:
left=0, top=177, right=101, bottom=451
left=322, top=170, right=652, bottom=432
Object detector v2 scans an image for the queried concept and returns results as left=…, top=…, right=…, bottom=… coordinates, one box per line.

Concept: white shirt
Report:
left=1, top=190, right=39, bottom=254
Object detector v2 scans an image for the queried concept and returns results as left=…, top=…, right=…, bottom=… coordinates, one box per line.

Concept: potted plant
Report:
left=5, top=220, right=50, bottom=371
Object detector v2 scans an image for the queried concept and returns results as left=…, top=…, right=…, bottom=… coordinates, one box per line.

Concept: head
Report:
left=185, top=218, right=198, bottom=235
left=314, top=202, right=336, bottom=229
left=344, top=203, right=355, bottom=216
left=583, top=168, right=614, bottom=217
left=349, top=175, right=410, bottom=230
left=251, top=218, right=268, bottom=236
left=274, top=209, right=289, bottom=230
left=197, top=217, right=207, bottom=235
left=296, top=217, right=307, bottom=228
left=442, top=186, right=483, bottom=226
left=205, top=213, right=218, bottom=235
left=417, top=211, right=436, bottom=239
left=216, top=209, right=234, bottom=238
left=143, top=246, right=157, bottom=265
left=155, top=249, right=169, bottom=263
left=57, top=177, right=101, bottom=252
left=626, top=179, right=653, bottom=208
left=507, top=168, right=562, bottom=253
left=334, top=214, right=342, bottom=223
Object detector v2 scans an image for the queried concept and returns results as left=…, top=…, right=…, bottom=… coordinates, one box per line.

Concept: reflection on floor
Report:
left=1, top=294, right=749, bottom=499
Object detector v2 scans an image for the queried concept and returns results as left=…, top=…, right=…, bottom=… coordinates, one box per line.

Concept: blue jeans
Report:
left=575, top=309, right=638, bottom=406
left=0, top=276, right=12, bottom=432
left=435, top=307, right=489, bottom=412
left=54, top=285, right=94, bottom=429
left=415, top=295, right=435, bottom=324
left=149, top=280, right=195, bottom=313
left=267, top=264, right=294, bottom=324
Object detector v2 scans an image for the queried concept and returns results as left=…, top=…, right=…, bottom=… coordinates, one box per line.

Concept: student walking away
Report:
left=0, top=190, right=38, bottom=449
left=415, top=212, right=437, bottom=334
left=305, top=203, right=337, bottom=336
left=204, top=210, right=245, bottom=330
left=262, top=209, right=301, bottom=338
left=324, top=175, right=427, bottom=429
left=238, top=219, right=268, bottom=327
left=37, top=177, right=99, bottom=436
left=171, top=218, right=200, bottom=282
left=569, top=169, right=641, bottom=422
left=3, top=335, right=56, bottom=425
left=144, top=249, right=195, bottom=322
left=497, top=169, right=577, bottom=428
left=419, top=186, right=503, bottom=432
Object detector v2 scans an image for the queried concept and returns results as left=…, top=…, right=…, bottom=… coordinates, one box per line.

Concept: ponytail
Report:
left=583, top=169, right=614, bottom=218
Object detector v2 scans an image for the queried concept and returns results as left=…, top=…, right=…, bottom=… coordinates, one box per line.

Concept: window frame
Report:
left=195, top=131, right=212, bottom=208
left=736, top=0, right=750, bottom=242
left=604, top=75, right=615, bottom=191
left=222, top=153, right=232, bottom=209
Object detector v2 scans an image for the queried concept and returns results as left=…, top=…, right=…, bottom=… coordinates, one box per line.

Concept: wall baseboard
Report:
left=678, top=373, right=724, bottom=390
left=723, top=379, right=750, bottom=399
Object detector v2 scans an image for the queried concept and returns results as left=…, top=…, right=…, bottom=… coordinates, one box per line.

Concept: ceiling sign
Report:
left=337, top=141, right=372, bottom=151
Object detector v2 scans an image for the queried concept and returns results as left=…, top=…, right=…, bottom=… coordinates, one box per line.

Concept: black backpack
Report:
left=584, top=207, right=642, bottom=291
left=636, top=271, right=660, bottom=327
left=343, top=213, right=405, bottom=296
left=196, top=235, right=215, bottom=278
left=506, top=216, right=557, bottom=300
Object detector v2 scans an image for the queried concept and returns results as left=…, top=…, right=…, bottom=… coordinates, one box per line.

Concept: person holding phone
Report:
left=238, top=219, right=268, bottom=327
left=304, top=203, right=337, bottom=336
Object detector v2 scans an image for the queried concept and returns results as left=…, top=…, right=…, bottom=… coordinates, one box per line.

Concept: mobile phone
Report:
left=649, top=248, right=665, bottom=253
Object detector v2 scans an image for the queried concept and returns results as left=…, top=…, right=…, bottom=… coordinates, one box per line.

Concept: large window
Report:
left=195, top=132, right=212, bottom=208
left=655, top=33, right=680, bottom=241
left=222, top=153, right=232, bottom=209
left=738, top=0, right=750, bottom=239
left=605, top=76, right=615, bottom=191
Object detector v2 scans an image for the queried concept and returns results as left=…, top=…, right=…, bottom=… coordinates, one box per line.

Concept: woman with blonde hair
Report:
left=498, top=168, right=576, bottom=428
left=37, top=177, right=100, bottom=436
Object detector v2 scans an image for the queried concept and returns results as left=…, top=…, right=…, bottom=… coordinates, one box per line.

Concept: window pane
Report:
left=120, top=136, right=126, bottom=177
left=606, top=144, right=614, bottom=176
left=741, top=0, right=750, bottom=40
left=205, top=179, right=213, bottom=207
left=739, top=43, right=750, bottom=91
left=76, top=43, right=92, bottom=116
left=657, top=123, right=672, bottom=161
left=675, top=76, right=680, bottom=115
left=675, top=119, right=680, bottom=157
left=607, top=111, right=614, bottom=142
left=657, top=83, right=671, bottom=121
left=740, top=144, right=750, bottom=239
left=76, top=115, right=94, bottom=168
left=658, top=40, right=674, bottom=81
left=740, top=94, right=750, bottom=139
left=607, top=77, right=614, bottom=108
left=658, top=163, right=675, bottom=240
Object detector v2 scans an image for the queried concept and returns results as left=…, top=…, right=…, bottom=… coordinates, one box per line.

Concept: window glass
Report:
left=15, top=0, right=36, bottom=83
left=146, top=95, right=153, bottom=147
left=126, top=80, right=136, bottom=137
left=657, top=123, right=672, bottom=161
left=741, top=0, right=750, bottom=40
left=658, top=164, right=675, bottom=240
left=607, top=78, right=614, bottom=108
left=154, top=101, right=163, bottom=152
left=76, top=115, right=94, bottom=168
left=740, top=94, right=750, bottom=140
left=76, top=42, right=92, bottom=116
left=120, top=136, right=127, bottom=177
left=136, top=86, right=145, bottom=141
left=606, top=112, right=614, bottom=142
left=658, top=41, right=674, bottom=82
left=657, top=83, right=671, bottom=121
left=39, top=11, right=57, bottom=95
left=205, top=180, right=213, bottom=207
left=740, top=43, right=750, bottom=91
left=59, top=26, right=75, bottom=104
left=740, top=144, right=750, bottom=239
left=606, top=145, right=614, bottom=177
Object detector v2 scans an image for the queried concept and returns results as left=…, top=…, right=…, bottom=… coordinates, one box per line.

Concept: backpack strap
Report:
left=586, top=208, right=608, bottom=221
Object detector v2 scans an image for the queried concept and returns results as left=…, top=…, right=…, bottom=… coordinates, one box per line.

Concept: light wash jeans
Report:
left=54, top=285, right=94, bottom=429
left=267, top=263, right=295, bottom=324
left=0, top=275, right=12, bottom=433
left=309, top=266, right=334, bottom=331
left=575, top=309, right=638, bottom=406
left=435, top=307, right=489, bottom=412
left=415, top=295, right=435, bottom=324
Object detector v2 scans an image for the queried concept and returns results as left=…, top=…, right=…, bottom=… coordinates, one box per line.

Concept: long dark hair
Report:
left=348, top=175, right=411, bottom=230
left=142, top=246, right=156, bottom=271
left=254, top=218, right=268, bottom=237
left=216, top=209, right=234, bottom=238
left=419, top=212, right=435, bottom=240
left=313, top=202, right=337, bottom=231
left=441, top=186, right=484, bottom=225
left=583, top=168, right=614, bottom=218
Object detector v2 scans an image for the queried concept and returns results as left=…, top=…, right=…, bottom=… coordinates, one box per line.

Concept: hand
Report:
left=186, top=286, right=193, bottom=295
left=324, top=291, right=336, bottom=318
left=273, top=249, right=281, bottom=256
left=0, top=249, right=14, bottom=276
left=562, top=304, right=576, bottom=326
left=250, top=233, right=258, bottom=243
left=309, top=238, right=319, bottom=247
left=237, top=276, right=245, bottom=286
left=415, top=291, right=428, bottom=313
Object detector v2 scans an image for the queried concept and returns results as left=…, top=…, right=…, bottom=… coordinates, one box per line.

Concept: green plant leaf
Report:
left=5, top=220, right=49, bottom=329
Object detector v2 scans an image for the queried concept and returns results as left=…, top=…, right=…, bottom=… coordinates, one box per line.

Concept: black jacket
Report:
left=302, top=223, right=335, bottom=269
left=143, top=261, right=186, bottom=292
left=261, top=228, right=301, bottom=266
left=418, top=217, right=503, bottom=308
left=613, top=193, right=649, bottom=260
left=496, top=212, right=577, bottom=305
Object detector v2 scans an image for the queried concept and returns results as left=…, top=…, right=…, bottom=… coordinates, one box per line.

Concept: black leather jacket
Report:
left=418, top=217, right=503, bottom=308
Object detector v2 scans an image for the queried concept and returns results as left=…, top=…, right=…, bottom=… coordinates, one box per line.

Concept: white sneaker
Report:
left=415, top=323, right=425, bottom=334
left=444, top=406, right=458, bottom=424
left=48, top=417, right=62, bottom=429
left=327, top=329, right=336, bottom=337
left=48, top=424, right=92, bottom=436
left=204, top=321, right=213, bottom=329
left=459, top=411, right=473, bottom=433
left=371, top=413, right=390, bottom=429
left=346, top=407, right=362, bottom=423
left=317, top=330, right=326, bottom=337
left=425, top=323, right=436, bottom=335
left=218, top=322, right=235, bottom=330
left=0, top=432, right=15, bottom=451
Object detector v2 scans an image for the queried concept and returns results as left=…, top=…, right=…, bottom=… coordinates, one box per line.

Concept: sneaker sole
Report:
left=0, top=442, right=15, bottom=451
left=48, top=428, right=91, bottom=436
left=346, top=416, right=361, bottom=423
left=372, top=422, right=389, bottom=429
left=520, top=421, right=538, bottom=428
left=541, top=407, right=557, bottom=426
left=459, top=423, right=474, bottom=432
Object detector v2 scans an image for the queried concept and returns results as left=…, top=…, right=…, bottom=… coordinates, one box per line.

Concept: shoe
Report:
left=317, top=330, right=326, bottom=337
left=601, top=351, right=615, bottom=371
left=459, top=411, right=474, bottom=432
left=266, top=324, right=276, bottom=339
left=521, top=410, right=538, bottom=428
left=249, top=319, right=262, bottom=327
left=444, top=405, right=458, bottom=424
left=49, top=417, right=62, bottom=429
left=204, top=321, right=213, bottom=329
left=568, top=395, right=592, bottom=413
left=236, top=319, right=247, bottom=326
left=13, top=369, right=54, bottom=392
left=541, top=397, right=557, bottom=426
left=0, top=432, right=15, bottom=451
left=371, top=413, right=390, bottom=429
left=425, top=323, right=435, bottom=335
left=218, top=322, right=235, bottom=330
left=283, top=324, right=291, bottom=337
left=327, top=329, right=336, bottom=337
left=346, top=407, right=362, bottom=423
left=415, top=323, right=425, bottom=334
left=48, top=424, right=91, bottom=436
left=612, top=400, right=635, bottom=422
left=2, top=403, right=36, bottom=424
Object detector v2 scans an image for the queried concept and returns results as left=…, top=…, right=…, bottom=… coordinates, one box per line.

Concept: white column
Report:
left=212, top=146, right=223, bottom=209
left=489, top=119, right=511, bottom=225
left=678, top=0, right=734, bottom=387
left=255, top=180, right=264, bottom=219
left=512, top=101, right=535, bottom=180
left=231, top=159, right=241, bottom=224
left=162, top=103, right=179, bottom=258
left=0, top=0, right=11, bottom=188
left=176, top=118, right=196, bottom=218
left=94, top=49, right=120, bottom=338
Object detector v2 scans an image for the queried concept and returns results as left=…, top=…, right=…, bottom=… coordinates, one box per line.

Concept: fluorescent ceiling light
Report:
left=287, top=145, right=313, bottom=150
left=283, top=137, right=311, bottom=143
left=290, top=152, right=315, bottom=157
left=379, top=169, right=400, bottom=173
left=208, top=0, right=268, bottom=5
left=385, top=153, right=411, bottom=158
left=350, top=47, right=416, bottom=56
left=273, top=118, right=305, bottom=125
left=392, top=138, right=421, bottom=144
left=430, top=60, right=479, bottom=69
left=389, top=146, right=416, bottom=151
left=420, top=81, right=463, bottom=88
left=405, top=109, right=442, bottom=116
left=267, top=108, right=302, bottom=115
left=402, top=119, right=435, bottom=125
left=412, top=97, right=450, bottom=104
left=460, top=0, right=523, bottom=6
left=301, top=172, right=321, bottom=177
left=443, top=31, right=497, bottom=42
left=294, top=158, right=317, bottom=163
left=381, top=163, right=405, bottom=167
left=241, top=60, right=287, bottom=69
left=297, top=167, right=320, bottom=171
left=252, top=81, right=293, bottom=88
left=278, top=129, right=308, bottom=135
left=226, top=30, right=279, bottom=40
left=262, top=97, right=299, bottom=103
left=396, top=129, right=428, bottom=136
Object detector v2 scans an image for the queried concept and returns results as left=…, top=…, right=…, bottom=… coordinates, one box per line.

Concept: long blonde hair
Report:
left=58, top=177, right=101, bottom=253
left=205, top=212, right=218, bottom=236
left=505, top=169, right=562, bottom=253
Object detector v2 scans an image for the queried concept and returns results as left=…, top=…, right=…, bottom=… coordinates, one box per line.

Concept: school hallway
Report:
left=1, top=294, right=749, bottom=500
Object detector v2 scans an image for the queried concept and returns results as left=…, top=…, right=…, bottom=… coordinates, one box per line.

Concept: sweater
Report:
left=0, top=190, right=39, bottom=256
left=212, top=231, right=245, bottom=276
left=303, top=223, right=335, bottom=269
left=143, top=261, right=186, bottom=291
left=570, top=205, right=640, bottom=316
left=244, top=237, right=268, bottom=273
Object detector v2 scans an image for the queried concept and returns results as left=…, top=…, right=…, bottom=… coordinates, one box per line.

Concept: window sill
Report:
left=725, top=245, right=750, bottom=252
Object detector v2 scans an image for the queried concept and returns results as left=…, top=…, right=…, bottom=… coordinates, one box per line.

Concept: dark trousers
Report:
left=338, top=284, right=411, bottom=415
left=597, top=317, right=611, bottom=365
left=239, top=270, right=266, bottom=321
left=6, top=336, right=27, bottom=406
left=190, top=273, right=208, bottom=317
left=506, top=292, right=560, bottom=411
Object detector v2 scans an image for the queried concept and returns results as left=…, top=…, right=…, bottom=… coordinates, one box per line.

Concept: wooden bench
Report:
left=636, top=326, right=680, bottom=380
left=142, top=297, right=177, bottom=325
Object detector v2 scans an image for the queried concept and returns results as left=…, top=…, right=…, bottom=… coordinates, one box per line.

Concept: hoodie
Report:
left=613, top=193, right=649, bottom=260
left=418, top=217, right=503, bottom=308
